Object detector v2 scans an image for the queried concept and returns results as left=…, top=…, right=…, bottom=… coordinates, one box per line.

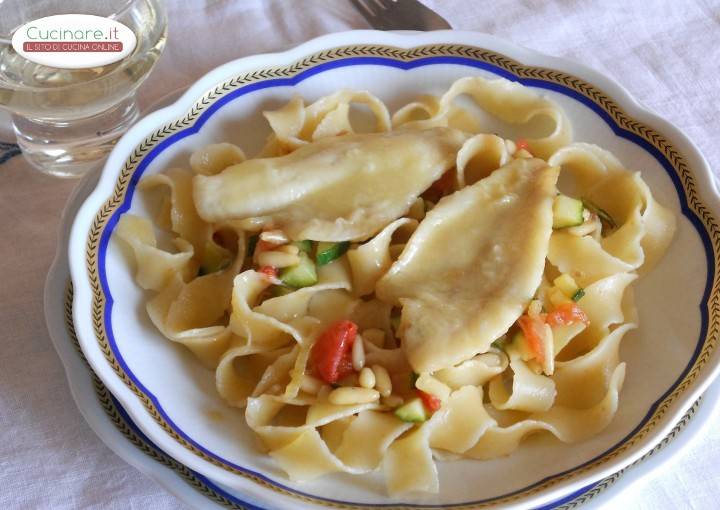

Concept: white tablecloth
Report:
left=1, top=1, right=718, bottom=508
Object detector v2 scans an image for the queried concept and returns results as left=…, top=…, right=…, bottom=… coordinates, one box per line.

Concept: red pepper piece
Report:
left=517, top=314, right=546, bottom=363
left=310, top=320, right=358, bottom=384
left=546, top=302, right=589, bottom=328
left=416, top=389, right=441, bottom=412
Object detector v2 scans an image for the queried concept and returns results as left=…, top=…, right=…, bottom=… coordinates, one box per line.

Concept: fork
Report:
left=350, top=0, right=452, bottom=30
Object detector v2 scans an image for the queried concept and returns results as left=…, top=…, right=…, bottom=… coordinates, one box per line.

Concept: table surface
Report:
left=1, top=1, right=719, bottom=508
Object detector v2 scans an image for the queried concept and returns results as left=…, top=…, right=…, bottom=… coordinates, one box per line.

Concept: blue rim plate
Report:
left=67, top=31, right=720, bottom=508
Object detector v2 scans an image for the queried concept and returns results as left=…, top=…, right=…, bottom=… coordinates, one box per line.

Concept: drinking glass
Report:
left=0, top=0, right=167, bottom=177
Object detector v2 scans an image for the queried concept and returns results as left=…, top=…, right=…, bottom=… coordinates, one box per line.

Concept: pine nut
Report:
left=277, top=244, right=300, bottom=255
left=359, top=367, right=376, bottom=389
left=515, top=148, right=533, bottom=159
left=300, top=375, right=322, bottom=395
left=257, top=250, right=300, bottom=268
left=382, top=395, right=404, bottom=408
left=362, top=328, right=385, bottom=348
left=259, top=229, right=289, bottom=244
left=528, top=299, right=543, bottom=317
left=505, top=139, right=517, bottom=154
left=352, top=334, right=365, bottom=371
left=328, top=387, right=379, bottom=405
left=371, top=364, right=392, bottom=397
left=478, top=350, right=509, bottom=371
left=408, top=197, right=425, bottom=221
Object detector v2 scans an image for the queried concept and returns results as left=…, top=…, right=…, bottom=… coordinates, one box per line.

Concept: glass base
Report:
left=12, top=95, right=139, bottom=178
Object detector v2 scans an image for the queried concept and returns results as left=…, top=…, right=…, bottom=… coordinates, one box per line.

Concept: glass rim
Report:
left=0, top=0, right=137, bottom=41
left=0, top=0, right=166, bottom=94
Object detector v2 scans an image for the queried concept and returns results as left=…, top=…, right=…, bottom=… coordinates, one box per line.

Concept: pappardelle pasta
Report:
left=116, top=76, right=676, bottom=495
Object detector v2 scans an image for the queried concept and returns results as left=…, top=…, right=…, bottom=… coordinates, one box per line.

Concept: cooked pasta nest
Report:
left=116, top=76, right=676, bottom=496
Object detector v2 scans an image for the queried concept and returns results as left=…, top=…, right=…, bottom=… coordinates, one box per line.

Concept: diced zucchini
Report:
left=394, top=398, right=428, bottom=423
left=571, top=288, right=585, bottom=302
left=198, top=240, right=232, bottom=276
left=246, top=234, right=259, bottom=257
left=316, top=241, right=350, bottom=266
left=553, top=195, right=585, bottom=229
left=294, top=240, right=313, bottom=254
left=581, top=198, right=617, bottom=229
left=548, top=287, right=572, bottom=308
left=553, top=273, right=580, bottom=298
left=509, top=331, right=534, bottom=361
left=279, top=252, right=317, bottom=288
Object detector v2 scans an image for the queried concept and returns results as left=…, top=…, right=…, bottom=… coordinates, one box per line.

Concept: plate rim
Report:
left=67, top=29, right=720, bottom=509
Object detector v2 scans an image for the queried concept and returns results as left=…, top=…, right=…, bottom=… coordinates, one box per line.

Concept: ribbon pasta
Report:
left=115, top=76, right=675, bottom=496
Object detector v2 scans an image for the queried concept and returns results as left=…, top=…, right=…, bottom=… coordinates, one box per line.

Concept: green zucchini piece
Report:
left=316, top=241, right=350, bottom=266
left=394, top=398, right=428, bottom=423
left=279, top=252, right=318, bottom=288
left=552, top=195, right=585, bottom=229
left=294, top=240, right=313, bottom=254
left=581, top=198, right=617, bottom=229
left=553, top=273, right=580, bottom=297
left=198, top=240, right=232, bottom=276
left=571, top=288, right=586, bottom=302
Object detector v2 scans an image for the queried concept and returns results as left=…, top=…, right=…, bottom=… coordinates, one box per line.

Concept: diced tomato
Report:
left=310, top=320, right=358, bottom=384
left=422, top=169, right=456, bottom=202
left=546, top=302, right=589, bottom=327
left=258, top=265, right=278, bottom=278
left=416, top=389, right=442, bottom=412
left=517, top=314, right=546, bottom=363
left=516, top=138, right=531, bottom=153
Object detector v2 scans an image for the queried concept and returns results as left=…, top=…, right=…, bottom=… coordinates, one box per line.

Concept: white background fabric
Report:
left=1, top=1, right=718, bottom=508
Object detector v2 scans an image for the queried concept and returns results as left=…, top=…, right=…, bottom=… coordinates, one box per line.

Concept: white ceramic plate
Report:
left=46, top=170, right=719, bottom=510
left=68, top=30, right=720, bottom=509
